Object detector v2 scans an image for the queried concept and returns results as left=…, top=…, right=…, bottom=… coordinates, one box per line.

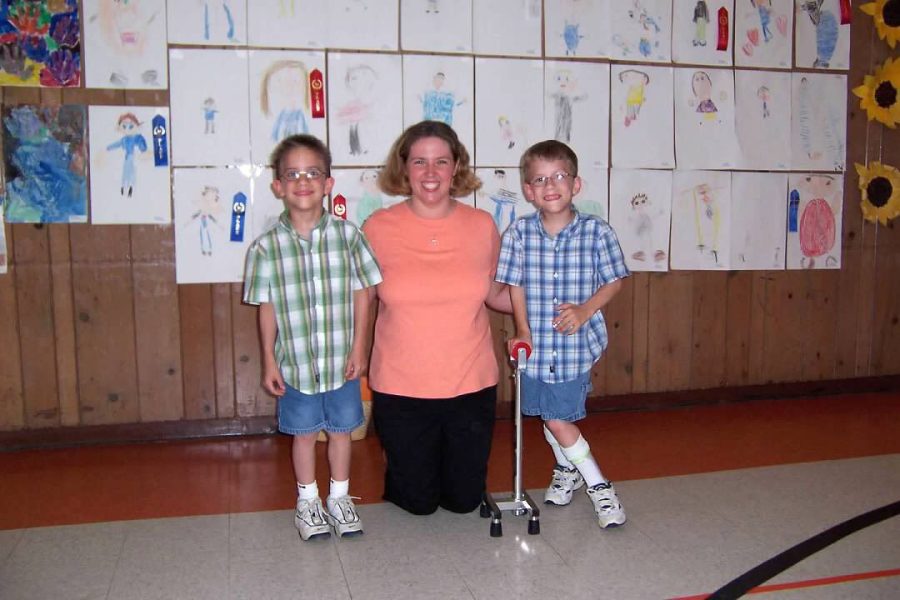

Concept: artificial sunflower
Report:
left=853, top=57, right=900, bottom=128
left=860, top=1, right=900, bottom=49
left=855, top=162, right=900, bottom=225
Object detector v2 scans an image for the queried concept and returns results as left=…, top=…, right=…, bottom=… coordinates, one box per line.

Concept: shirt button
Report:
left=553, top=297, right=558, bottom=304
left=553, top=272, right=558, bottom=279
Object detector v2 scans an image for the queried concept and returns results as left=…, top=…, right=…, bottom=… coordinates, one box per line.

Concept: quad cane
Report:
left=480, top=341, right=540, bottom=537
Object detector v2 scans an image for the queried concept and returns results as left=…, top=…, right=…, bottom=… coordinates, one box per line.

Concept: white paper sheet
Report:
left=609, top=168, right=673, bottom=272
left=610, top=64, right=675, bottom=169
left=543, top=61, right=609, bottom=169
left=786, top=172, right=842, bottom=269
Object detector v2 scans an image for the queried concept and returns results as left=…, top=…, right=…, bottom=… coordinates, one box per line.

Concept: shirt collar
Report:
left=277, top=210, right=331, bottom=237
left=530, top=207, right=584, bottom=240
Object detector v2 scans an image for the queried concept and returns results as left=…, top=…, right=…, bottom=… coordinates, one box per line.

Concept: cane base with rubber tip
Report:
left=481, top=342, right=540, bottom=537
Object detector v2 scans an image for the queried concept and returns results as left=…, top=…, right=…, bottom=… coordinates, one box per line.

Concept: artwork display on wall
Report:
left=247, top=0, right=327, bottom=48
left=672, top=0, right=735, bottom=66
left=0, top=0, right=81, bottom=87
left=475, top=167, right=533, bottom=233
left=670, top=169, right=732, bottom=270
left=791, top=72, right=847, bottom=172
left=794, top=0, right=851, bottom=70
left=173, top=166, right=252, bottom=284
left=545, top=0, right=611, bottom=58
left=674, top=67, right=738, bottom=169
left=608, top=168, right=673, bottom=272
left=786, top=171, right=843, bottom=269
left=473, top=0, right=541, bottom=57
left=543, top=60, right=609, bottom=169
left=608, top=0, right=673, bottom=63
left=734, top=0, right=793, bottom=68
left=83, top=0, right=168, bottom=89
left=730, top=171, right=788, bottom=269
left=331, top=168, right=404, bottom=228
left=401, top=0, right=472, bottom=54
left=474, top=57, right=544, bottom=166
left=2, top=104, right=87, bottom=223
left=327, top=52, right=403, bottom=166
left=610, top=64, right=675, bottom=169
left=735, top=68, right=791, bottom=170
left=402, top=53, right=474, bottom=154
left=88, top=105, right=172, bottom=224
left=166, top=0, right=247, bottom=46
left=248, top=49, right=328, bottom=166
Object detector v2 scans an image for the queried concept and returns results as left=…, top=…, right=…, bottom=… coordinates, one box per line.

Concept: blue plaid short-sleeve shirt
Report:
left=496, top=210, right=629, bottom=383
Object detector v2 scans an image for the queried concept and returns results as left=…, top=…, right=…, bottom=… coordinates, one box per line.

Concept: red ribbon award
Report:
left=310, top=68, right=325, bottom=119
left=716, top=7, right=730, bottom=52
left=332, top=194, right=347, bottom=220
left=839, top=0, right=852, bottom=25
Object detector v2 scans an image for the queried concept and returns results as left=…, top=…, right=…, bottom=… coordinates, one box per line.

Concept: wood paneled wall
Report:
left=1, top=11, right=899, bottom=442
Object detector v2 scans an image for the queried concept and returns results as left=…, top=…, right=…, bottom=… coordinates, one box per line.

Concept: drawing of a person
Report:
left=691, top=71, right=718, bottom=120
left=260, top=59, right=310, bottom=142
left=202, top=0, right=236, bottom=42
left=692, top=183, right=721, bottom=264
left=106, top=112, right=148, bottom=198
left=202, top=97, right=218, bottom=134
left=797, top=76, right=844, bottom=168
left=95, top=0, right=162, bottom=86
left=425, top=0, right=439, bottom=13
left=482, top=169, right=519, bottom=231
left=751, top=0, right=773, bottom=42
left=549, top=69, right=586, bottom=143
left=420, top=72, right=464, bottom=126
left=632, top=2, right=661, bottom=57
left=279, top=0, right=295, bottom=17
left=498, top=116, right=515, bottom=149
left=800, top=0, right=838, bottom=68
left=692, top=1, right=709, bottom=46
left=336, top=64, right=376, bottom=156
left=628, top=192, right=666, bottom=263
left=563, top=21, right=583, bottom=55
left=757, top=85, right=771, bottom=118
left=356, top=169, right=383, bottom=224
left=620, top=69, right=650, bottom=127
left=796, top=174, right=837, bottom=268
left=189, top=185, right=223, bottom=256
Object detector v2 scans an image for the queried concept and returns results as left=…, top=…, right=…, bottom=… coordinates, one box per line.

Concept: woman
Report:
left=362, top=121, right=511, bottom=515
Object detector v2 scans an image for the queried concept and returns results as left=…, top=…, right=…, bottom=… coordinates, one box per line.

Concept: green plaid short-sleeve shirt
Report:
left=243, top=211, right=382, bottom=394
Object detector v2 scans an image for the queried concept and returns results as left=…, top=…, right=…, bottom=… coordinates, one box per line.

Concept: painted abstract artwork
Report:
left=0, top=0, right=81, bottom=87
left=2, top=104, right=87, bottom=223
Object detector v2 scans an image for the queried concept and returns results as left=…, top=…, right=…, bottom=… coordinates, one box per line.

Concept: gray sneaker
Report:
left=544, top=465, right=585, bottom=506
left=586, top=482, right=627, bottom=528
left=294, top=497, right=331, bottom=541
left=325, top=495, right=364, bottom=537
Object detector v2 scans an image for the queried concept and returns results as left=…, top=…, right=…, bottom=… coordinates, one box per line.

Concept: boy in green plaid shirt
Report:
left=243, top=135, right=382, bottom=540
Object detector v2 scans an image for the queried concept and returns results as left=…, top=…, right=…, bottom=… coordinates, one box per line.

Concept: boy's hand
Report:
left=344, top=346, right=368, bottom=380
left=507, top=333, right=533, bottom=357
left=553, top=303, right=591, bottom=335
left=262, top=365, right=286, bottom=397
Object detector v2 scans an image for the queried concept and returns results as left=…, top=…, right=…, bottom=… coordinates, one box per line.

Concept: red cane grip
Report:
left=510, top=341, right=532, bottom=360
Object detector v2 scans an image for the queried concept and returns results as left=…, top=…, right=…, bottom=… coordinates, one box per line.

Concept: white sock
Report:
left=544, top=424, right=574, bottom=469
left=297, top=480, right=319, bottom=501
left=561, top=435, right=607, bottom=488
left=330, top=478, right=349, bottom=499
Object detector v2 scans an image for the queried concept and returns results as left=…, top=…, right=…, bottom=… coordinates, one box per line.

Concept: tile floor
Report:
left=1, top=393, right=899, bottom=599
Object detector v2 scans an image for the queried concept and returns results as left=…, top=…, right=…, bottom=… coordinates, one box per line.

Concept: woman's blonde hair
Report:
left=379, top=120, right=481, bottom=198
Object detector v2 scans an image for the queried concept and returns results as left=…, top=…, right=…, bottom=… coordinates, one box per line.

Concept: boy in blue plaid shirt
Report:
left=495, top=140, right=630, bottom=528
left=243, top=135, right=382, bottom=540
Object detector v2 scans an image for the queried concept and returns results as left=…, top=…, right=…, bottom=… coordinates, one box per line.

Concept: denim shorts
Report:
left=520, top=371, right=592, bottom=422
left=277, top=379, right=364, bottom=436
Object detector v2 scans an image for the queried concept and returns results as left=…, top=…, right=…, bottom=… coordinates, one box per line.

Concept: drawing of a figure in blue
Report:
left=752, top=0, right=774, bottom=42
left=635, top=8, right=661, bottom=57
left=260, top=60, right=310, bottom=142
left=421, top=72, right=464, bottom=126
left=106, top=112, right=148, bottom=198
left=692, top=1, right=709, bottom=46
left=190, top=185, right=222, bottom=256
left=202, top=98, right=218, bottom=134
left=563, top=21, right=583, bottom=55
left=204, top=0, right=236, bottom=42
left=3, top=105, right=86, bottom=224
left=485, top=170, right=519, bottom=231
left=800, top=0, right=838, bottom=68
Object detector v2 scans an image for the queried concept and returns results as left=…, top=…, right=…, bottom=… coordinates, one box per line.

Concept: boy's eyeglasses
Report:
left=528, top=171, right=572, bottom=187
left=280, top=168, right=326, bottom=182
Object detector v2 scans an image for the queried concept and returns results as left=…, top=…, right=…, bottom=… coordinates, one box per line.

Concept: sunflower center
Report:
left=875, top=81, right=898, bottom=108
left=867, top=176, right=894, bottom=208
left=884, top=0, right=900, bottom=27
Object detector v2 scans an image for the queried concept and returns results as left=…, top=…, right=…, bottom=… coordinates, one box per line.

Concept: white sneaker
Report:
left=325, top=495, right=364, bottom=537
left=544, top=465, right=585, bottom=506
left=586, top=482, right=627, bottom=528
left=294, top=497, right=331, bottom=541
